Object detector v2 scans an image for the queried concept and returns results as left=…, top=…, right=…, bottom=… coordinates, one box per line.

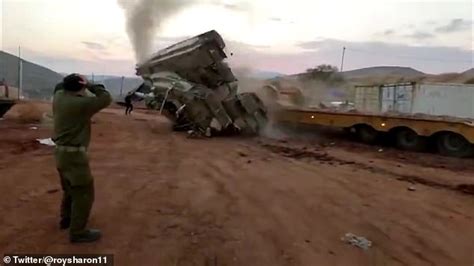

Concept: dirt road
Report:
left=1, top=104, right=473, bottom=266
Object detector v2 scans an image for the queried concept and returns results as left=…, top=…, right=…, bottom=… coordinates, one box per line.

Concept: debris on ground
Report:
left=408, top=186, right=417, bottom=191
left=341, top=233, right=372, bottom=250
left=46, top=189, right=59, bottom=194
left=29, top=126, right=38, bottom=130
left=36, top=138, right=55, bottom=146
left=457, top=184, right=474, bottom=195
left=238, top=151, right=248, bottom=157
left=378, top=149, right=384, bottom=152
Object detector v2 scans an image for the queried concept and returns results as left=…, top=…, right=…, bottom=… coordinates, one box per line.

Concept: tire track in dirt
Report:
left=260, top=142, right=474, bottom=196
left=236, top=140, right=469, bottom=266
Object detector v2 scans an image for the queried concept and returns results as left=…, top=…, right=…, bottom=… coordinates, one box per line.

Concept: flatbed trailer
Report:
left=274, top=107, right=474, bottom=158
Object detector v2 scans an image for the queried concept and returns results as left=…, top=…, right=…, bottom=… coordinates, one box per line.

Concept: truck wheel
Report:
left=356, top=125, right=379, bottom=144
left=395, top=128, right=427, bottom=152
left=437, top=132, right=474, bottom=158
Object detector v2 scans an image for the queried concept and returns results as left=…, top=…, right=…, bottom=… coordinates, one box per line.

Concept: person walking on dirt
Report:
left=53, top=74, right=111, bottom=243
left=124, top=94, right=133, bottom=115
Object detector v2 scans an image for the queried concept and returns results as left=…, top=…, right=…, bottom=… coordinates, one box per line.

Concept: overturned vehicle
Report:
left=131, top=30, right=267, bottom=136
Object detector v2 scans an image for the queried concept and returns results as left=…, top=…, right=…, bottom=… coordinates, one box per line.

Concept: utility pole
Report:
left=340, top=46, right=346, bottom=72
left=18, top=46, right=22, bottom=100
left=120, top=76, right=125, bottom=96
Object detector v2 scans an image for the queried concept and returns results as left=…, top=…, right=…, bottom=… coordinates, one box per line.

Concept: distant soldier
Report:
left=124, top=94, right=133, bottom=115
left=53, top=74, right=111, bottom=243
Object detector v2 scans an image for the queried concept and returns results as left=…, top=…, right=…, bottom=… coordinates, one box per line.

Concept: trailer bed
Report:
left=275, top=107, right=474, bottom=157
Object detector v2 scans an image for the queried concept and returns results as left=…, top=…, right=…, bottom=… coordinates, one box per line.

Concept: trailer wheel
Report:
left=437, top=132, right=474, bottom=158
left=356, top=125, right=379, bottom=144
left=395, top=128, right=427, bottom=152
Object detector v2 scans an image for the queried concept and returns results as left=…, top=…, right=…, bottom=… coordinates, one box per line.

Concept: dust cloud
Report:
left=233, top=67, right=266, bottom=93
left=117, top=0, right=255, bottom=63
left=117, top=0, right=199, bottom=63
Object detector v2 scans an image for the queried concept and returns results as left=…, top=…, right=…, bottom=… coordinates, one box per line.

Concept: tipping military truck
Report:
left=130, top=30, right=267, bottom=136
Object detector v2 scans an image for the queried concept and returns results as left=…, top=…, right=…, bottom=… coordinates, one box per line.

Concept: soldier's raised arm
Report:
left=82, top=83, right=112, bottom=117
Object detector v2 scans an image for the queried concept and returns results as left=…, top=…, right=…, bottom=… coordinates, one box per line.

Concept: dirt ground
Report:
left=1, top=102, right=473, bottom=266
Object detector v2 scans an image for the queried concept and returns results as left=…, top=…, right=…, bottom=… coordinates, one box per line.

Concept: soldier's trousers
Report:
left=125, top=103, right=133, bottom=115
left=55, top=149, right=94, bottom=236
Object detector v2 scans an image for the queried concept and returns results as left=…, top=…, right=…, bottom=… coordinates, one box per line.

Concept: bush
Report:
left=6, top=102, right=44, bottom=123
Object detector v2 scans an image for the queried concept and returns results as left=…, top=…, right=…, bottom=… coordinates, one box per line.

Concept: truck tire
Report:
left=356, top=125, right=379, bottom=144
left=395, top=128, right=427, bottom=152
left=437, top=132, right=474, bottom=158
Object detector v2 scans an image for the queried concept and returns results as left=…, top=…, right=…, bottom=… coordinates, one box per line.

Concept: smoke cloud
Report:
left=117, top=0, right=199, bottom=63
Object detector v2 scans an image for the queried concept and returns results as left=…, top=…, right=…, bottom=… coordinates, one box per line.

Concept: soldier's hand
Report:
left=77, top=75, right=88, bottom=86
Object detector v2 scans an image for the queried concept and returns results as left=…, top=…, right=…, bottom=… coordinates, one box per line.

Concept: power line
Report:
left=346, top=47, right=472, bottom=63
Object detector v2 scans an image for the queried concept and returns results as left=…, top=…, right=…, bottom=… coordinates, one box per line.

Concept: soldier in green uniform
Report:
left=53, top=74, right=112, bottom=243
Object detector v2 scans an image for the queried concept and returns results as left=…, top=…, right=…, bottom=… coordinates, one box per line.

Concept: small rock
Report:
left=247, top=160, right=252, bottom=164
left=165, top=223, right=179, bottom=229
left=341, top=233, right=372, bottom=250
left=19, top=196, right=29, bottom=202
left=46, top=188, right=59, bottom=194
left=29, top=126, right=38, bottom=130
left=378, top=149, right=384, bottom=152
left=238, top=151, right=247, bottom=157
left=408, top=186, right=417, bottom=191
left=305, top=239, right=311, bottom=243
left=328, top=250, right=336, bottom=256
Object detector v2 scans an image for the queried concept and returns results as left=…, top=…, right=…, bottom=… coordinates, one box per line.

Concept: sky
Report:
left=1, top=0, right=473, bottom=76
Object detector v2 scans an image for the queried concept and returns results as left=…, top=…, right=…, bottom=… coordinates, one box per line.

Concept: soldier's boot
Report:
left=60, top=218, right=70, bottom=230
left=70, top=229, right=102, bottom=243
left=69, top=183, right=98, bottom=243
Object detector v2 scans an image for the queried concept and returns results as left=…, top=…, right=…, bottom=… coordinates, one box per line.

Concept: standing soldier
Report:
left=53, top=74, right=111, bottom=243
left=124, top=93, right=133, bottom=115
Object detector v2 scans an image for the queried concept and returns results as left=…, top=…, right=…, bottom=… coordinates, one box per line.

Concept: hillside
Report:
left=0, top=51, right=63, bottom=99
left=460, top=68, right=474, bottom=84
left=84, top=75, right=143, bottom=97
left=290, top=66, right=474, bottom=85
left=102, top=77, right=142, bottom=96
left=341, top=66, right=426, bottom=80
